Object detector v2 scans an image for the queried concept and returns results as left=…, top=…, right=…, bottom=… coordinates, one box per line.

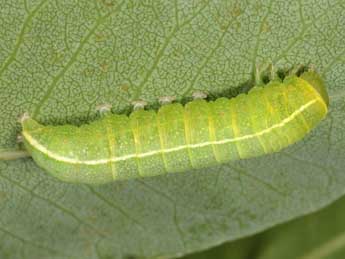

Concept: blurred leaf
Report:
left=183, top=194, right=345, bottom=259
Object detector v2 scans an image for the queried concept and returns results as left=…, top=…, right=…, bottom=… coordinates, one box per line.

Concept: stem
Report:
left=0, top=149, right=30, bottom=160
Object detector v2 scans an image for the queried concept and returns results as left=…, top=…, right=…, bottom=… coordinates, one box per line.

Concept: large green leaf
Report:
left=255, top=195, right=345, bottom=259
left=0, top=1, right=344, bottom=258
left=183, top=194, right=345, bottom=259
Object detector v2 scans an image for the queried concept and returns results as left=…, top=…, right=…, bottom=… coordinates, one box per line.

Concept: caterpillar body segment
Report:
left=21, top=71, right=329, bottom=184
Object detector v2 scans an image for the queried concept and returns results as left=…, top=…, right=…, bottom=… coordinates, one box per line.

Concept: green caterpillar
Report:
left=20, top=69, right=329, bottom=184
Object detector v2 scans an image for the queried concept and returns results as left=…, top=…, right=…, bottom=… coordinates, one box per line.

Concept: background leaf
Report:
left=0, top=0, right=344, bottom=258
left=183, top=194, right=345, bottom=259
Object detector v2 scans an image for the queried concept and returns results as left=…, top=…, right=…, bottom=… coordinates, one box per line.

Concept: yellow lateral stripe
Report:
left=23, top=99, right=320, bottom=165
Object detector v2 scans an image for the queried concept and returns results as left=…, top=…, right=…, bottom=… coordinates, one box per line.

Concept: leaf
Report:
left=183, top=194, right=345, bottom=259
left=255, top=195, right=345, bottom=259
left=181, top=235, right=258, bottom=259
left=0, top=0, right=344, bottom=258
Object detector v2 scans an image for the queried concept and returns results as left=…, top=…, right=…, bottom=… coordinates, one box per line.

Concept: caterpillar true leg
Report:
left=158, top=96, right=176, bottom=105
left=192, top=90, right=207, bottom=100
left=268, top=63, right=281, bottom=82
left=288, top=64, right=304, bottom=76
left=255, top=63, right=268, bottom=85
left=96, top=103, right=112, bottom=115
left=131, top=100, right=147, bottom=110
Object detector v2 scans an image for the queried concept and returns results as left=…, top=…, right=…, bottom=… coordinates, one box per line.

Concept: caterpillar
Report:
left=20, top=68, right=329, bottom=184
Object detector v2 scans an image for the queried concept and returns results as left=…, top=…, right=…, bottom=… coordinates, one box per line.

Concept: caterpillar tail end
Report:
left=19, top=112, right=35, bottom=131
left=300, top=70, right=329, bottom=107
left=19, top=113, right=43, bottom=134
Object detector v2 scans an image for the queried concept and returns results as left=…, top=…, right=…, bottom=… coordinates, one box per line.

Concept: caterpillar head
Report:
left=300, top=70, right=329, bottom=107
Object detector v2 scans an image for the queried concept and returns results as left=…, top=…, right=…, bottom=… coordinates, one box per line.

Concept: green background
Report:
left=0, top=0, right=344, bottom=258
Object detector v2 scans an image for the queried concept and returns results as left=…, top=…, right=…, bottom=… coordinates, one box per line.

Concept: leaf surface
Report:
left=0, top=1, right=344, bottom=258
left=183, top=195, right=345, bottom=259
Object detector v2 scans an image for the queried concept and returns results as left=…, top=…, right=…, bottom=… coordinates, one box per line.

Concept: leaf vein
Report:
left=0, top=173, right=107, bottom=238
left=86, top=186, right=146, bottom=231
left=32, top=1, right=125, bottom=117
left=0, top=0, right=49, bottom=78
left=132, top=1, right=210, bottom=98
left=0, top=225, right=71, bottom=257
